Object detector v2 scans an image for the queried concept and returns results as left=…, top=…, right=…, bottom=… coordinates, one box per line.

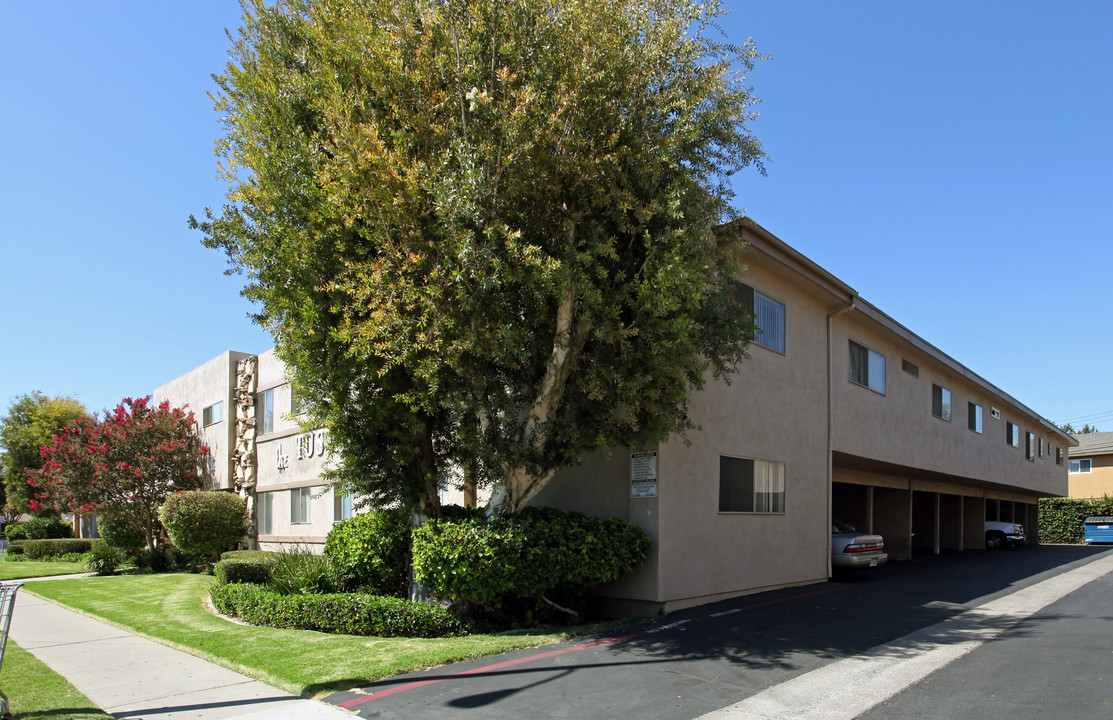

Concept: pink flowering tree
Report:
left=30, top=396, right=207, bottom=553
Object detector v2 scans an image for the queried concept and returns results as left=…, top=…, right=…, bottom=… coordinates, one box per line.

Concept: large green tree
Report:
left=0, top=392, right=89, bottom=519
left=194, top=0, right=764, bottom=515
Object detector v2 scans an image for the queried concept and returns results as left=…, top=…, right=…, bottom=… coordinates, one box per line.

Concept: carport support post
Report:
left=867, top=486, right=874, bottom=534
left=959, top=496, right=965, bottom=550
left=934, top=493, right=940, bottom=555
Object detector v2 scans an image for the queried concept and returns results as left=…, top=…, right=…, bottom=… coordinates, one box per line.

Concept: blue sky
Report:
left=2, top=1, right=1110, bottom=430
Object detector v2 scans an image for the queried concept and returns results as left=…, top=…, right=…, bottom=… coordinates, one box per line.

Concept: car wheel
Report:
left=985, top=531, right=1005, bottom=550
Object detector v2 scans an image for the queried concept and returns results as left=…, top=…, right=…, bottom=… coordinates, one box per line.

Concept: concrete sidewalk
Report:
left=7, top=581, right=354, bottom=719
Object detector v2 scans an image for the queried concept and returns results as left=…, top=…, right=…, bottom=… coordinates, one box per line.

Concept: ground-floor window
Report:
left=290, top=487, right=312, bottom=524
left=719, top=455, right=786, bottom=513
left=257, top=491, right=273, bottom=535
left=334, top=492, right=353, bottom=522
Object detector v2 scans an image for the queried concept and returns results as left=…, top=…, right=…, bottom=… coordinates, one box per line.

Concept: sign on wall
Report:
left=631, top=451, right=658, bottom=498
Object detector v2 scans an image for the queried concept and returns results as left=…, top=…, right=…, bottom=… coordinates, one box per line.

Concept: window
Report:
left=967, top=402, right=983, bottom=433
left=1070, top=458, right=1092, bottom=474
left=901, top=359, right=919, bottom=378
left=257, top=492, right=273, bottom=536
left=738, top=284, right=786, bottom=353
left=932, top=384, right=951, bottom=421
left=1056, top=447, right=1063, bottom=466
left=334, top=492, right=353, bottom=522
left=1038, top=438, right=1044, bottom=458
left=257, top=388, right=274, bottom=435
left=291, top=385, right=307, bottom=415
left=291, top=487, right=312, bottom=524
left=991, top=407, right=1001, bottom=420
left=1006, top=422, right=1019, bottom=447
left=849, top=340, right=886, bottom=394
left=1025, top=432, right=1036, bottom=461
left=719, top=456, right=785, bottom=513
left=202, top=401, right=223, bottom=427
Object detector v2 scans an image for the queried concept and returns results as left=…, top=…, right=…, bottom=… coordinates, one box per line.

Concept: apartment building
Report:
left=533, top=219, right=1072, bottom=613
left=154, top=219, right=1071, bottom=610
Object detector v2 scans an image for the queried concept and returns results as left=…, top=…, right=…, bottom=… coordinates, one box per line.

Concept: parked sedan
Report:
left=832, top=520, right=887, bottom=572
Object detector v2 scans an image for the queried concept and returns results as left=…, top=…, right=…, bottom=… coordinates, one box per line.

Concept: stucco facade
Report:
left=1067, top=431, right=1113, bottom=499
left=534, top=219, right=1072, bottom=613
left=153, top=219, right=1070, bottom=611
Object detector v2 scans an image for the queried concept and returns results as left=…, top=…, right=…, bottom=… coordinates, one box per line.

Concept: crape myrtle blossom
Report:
left=30, top=396, right=208, bottom=552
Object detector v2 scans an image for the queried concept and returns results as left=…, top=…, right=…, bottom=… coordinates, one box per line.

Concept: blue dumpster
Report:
left=1083, top=517, right=1113, bottom=544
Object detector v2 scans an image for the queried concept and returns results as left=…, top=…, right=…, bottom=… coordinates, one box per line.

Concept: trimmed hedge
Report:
left=1038, top=496, right=1113, bottom=544
left=209, top=582, right=464, bottom=638
left=6, top=542, right=24, bottom=556
left=214, top=558, right=271, bottom=586
left=23, top=538, right=100, bottom=559
left=324, top=509, right=412, bottom=596
left=412, top=506, right=652, bottom=619
left=220, top=550, right=277, bottom=563
left=4, top=518, right=73, bottom=541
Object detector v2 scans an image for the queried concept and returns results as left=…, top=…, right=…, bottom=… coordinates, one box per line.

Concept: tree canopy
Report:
left=194, top=0, right=764, bottom=514
left=0, top=391, right=89, bottom=518
left=31, top=396, right=207, bottom=551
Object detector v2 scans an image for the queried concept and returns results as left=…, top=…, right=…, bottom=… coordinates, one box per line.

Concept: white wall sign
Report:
left=631, top=451, right=658, bottom=498
left=297, top=429, right=329, bottom=460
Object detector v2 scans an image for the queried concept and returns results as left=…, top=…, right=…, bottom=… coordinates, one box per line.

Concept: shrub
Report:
left=159, top=491, right=248, bottom=560
left=214, top=558, right=272, bottom=586
left=3, top=525, right=26, bottom=542
left=267, top=548, right=339, bottom=595
left=7, top=541, right=24, bottom=556
left=86, top=543, right=122, bottom=575
left=5, top=517, right=73, bottom=541
left=209, top=583, right=464, bottom=637
left=412, top=506, right=652, bottom=623
left=221, top=550, right=276, bottom=563
left=1038, top=496, right=1113, bottom=544
left=98, top=513, right=147, bottom=553
left=23, top=539, right=97, bottom=560
left=324, top=509, right=412, bottom=596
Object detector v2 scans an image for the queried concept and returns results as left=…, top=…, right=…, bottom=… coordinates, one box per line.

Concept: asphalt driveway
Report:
left=325, top=545, right=1113, bottom=719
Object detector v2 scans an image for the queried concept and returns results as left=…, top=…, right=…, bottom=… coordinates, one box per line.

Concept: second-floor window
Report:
left=1069, top=458, right=1092, bottom=474
left=849, top=340, right=886, bottom=394
left=202, top=401, right=223, bottom=427
left=257, top=388, right=274, bottom=434
left=967, top=402, right=983, bottom=433
left=932, top=384, right=951, bottom=421
left=738, top=283, right=786, bottom=353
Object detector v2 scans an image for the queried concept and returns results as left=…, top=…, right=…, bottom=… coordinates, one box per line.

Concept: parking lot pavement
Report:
left=325, top=545, right=1113, bottom=720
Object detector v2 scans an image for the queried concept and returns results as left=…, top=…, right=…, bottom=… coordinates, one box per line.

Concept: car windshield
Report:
left=832, top=520, right=855, bottom=533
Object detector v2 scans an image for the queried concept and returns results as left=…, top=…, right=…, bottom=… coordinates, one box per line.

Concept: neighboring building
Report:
left=1067, top=431, right=1113, bottom=499
left=154, top=349, right=471, bottom=551
left=154, top=219, right=1072, bottom=611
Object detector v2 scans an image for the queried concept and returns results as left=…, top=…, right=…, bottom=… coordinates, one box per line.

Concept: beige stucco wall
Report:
left=152, top=351, right=252, bottom=491
left=1068, top=454, right=1113, bottom=498
left=537, top=258, right=833, bottom=610
left=830, top=312, right=1067, bottom=497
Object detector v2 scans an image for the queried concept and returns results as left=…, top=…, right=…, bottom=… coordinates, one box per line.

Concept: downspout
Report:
left=826, top=296, right=856, bottom=578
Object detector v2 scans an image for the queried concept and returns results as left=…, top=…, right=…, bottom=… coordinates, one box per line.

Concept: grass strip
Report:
left=26, top=574, right=613, bottom=698
left=0, top=559, right=87, bottom=581
left=2, top=640, right=113, bottom=719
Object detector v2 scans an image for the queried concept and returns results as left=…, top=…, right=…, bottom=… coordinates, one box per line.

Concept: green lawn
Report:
left=0, top=559, right=87, bottom=581
left=2, top=640, right=113, bottom=720
left=26, top=574, right=605, bottom=698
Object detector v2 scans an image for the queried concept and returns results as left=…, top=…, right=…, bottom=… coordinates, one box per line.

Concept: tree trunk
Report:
left=490, top=270, right=590, bottom=515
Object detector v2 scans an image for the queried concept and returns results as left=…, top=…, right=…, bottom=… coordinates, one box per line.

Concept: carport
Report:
left=832, top=453, right=1044, bottom=564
